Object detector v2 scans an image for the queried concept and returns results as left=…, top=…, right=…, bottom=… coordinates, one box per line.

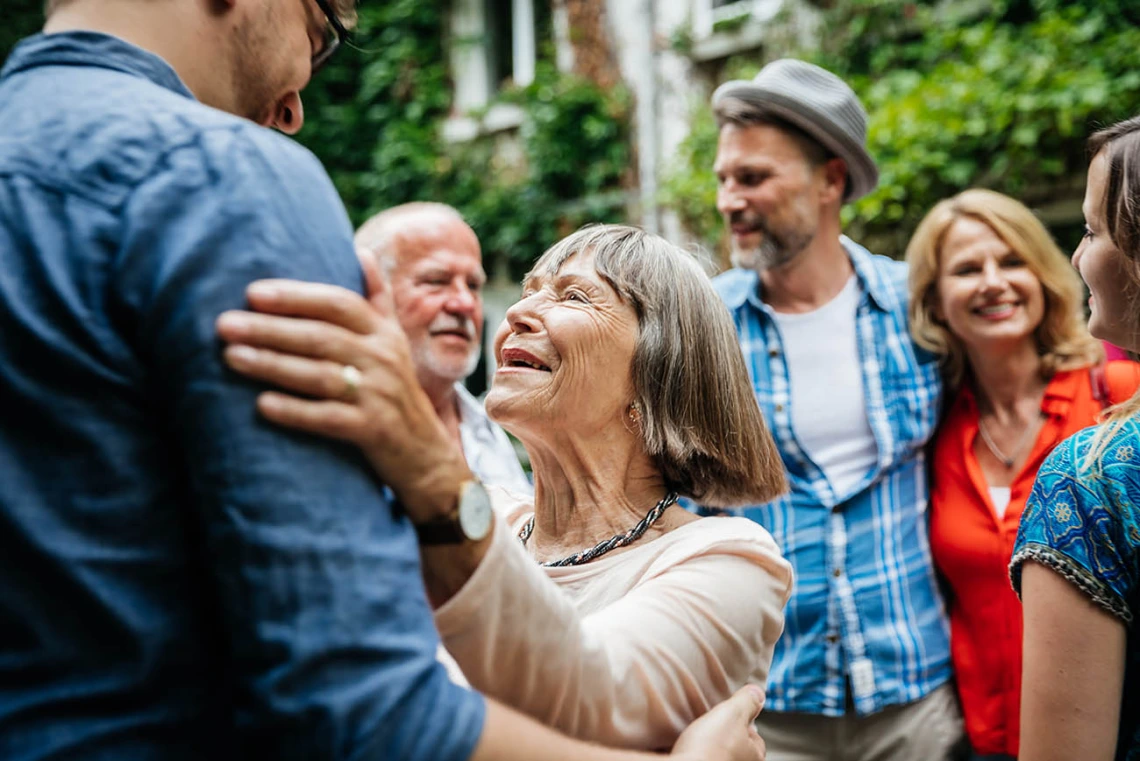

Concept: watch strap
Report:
left=413, top=512, right=466, bottom=545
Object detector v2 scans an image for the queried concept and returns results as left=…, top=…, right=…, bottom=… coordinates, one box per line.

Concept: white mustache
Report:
left=429, top=314, right=476, bottom=340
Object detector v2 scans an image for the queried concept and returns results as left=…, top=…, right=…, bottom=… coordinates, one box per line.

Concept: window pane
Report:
left=485, top=0, right=514, bottom=88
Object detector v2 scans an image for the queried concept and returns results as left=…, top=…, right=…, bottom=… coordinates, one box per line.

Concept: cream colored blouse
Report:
left=434, top=513, right=793, bottom=750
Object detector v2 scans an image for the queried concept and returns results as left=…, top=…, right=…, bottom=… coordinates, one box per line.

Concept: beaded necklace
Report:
left=517, top=492, right=679, bottom=567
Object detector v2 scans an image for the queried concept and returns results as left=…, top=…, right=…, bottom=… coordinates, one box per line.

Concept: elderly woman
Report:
left=215, top=224, right=793, bottom=751
left=905, top=189, right=1140, bottom=761
left=1009, top=117, right=1140, bottom=761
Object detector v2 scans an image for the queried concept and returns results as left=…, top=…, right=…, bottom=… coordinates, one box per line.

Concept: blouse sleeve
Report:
left=1010, top=422, right=1140, bottom=625
left=434, top=517, right=793, bottom=750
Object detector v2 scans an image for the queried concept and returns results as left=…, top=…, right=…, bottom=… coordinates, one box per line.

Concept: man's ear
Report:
left=820, top=157, right=848, bottom=205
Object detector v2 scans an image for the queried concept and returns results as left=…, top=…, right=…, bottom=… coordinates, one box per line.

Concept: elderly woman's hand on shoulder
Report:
left=215, top=250, right=468, bottom=523
left=671, top=686, right=767, bottom=761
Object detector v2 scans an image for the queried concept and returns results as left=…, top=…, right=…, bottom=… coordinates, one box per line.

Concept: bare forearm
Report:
left=472, top=700, right=664, bottom=761
left=1019, top=563, right=1126, bottom=761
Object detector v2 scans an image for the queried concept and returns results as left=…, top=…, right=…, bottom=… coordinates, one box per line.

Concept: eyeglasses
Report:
left=311, top=0, right=347, bottom=73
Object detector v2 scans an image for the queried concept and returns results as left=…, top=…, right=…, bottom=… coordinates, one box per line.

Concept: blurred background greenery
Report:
left=5, top=0, right=1140, bottom=272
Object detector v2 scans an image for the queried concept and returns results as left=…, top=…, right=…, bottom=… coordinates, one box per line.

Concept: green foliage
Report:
left=297, top=8, right=632, bottom=276
left=295, top=1, right=453, bottom=226
left=661, top=0, right=1140, bottom=258
left=436, top=64, right=632, bottom=272
left=1, top=0, right=45, bottom=66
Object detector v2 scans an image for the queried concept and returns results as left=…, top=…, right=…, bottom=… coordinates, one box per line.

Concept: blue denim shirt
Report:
left=704, top=239, right=951, bottom=716
left=0, top=32, right=484, bottom=760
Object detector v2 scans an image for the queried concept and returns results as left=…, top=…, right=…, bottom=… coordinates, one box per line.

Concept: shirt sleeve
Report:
left=434, top=517, right=792, bottom=750
left=113, top=125, right=485, bottom=761
left=1010, top=424, right=1139, bottom=625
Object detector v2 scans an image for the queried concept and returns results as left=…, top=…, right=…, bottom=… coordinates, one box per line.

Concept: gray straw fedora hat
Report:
left=712, top=59, right=879, bottom=201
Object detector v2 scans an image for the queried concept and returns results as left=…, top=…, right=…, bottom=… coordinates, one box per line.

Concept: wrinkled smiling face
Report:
left=934, top=216, right=1046, bottom=353
left=485, top=251, right=639, bottom=441
left=391, top=218, right=487, bottom=387
left=714, top=122, right=822, bottom=272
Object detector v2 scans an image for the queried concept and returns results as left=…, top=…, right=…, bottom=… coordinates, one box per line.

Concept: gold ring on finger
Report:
left=341, top=364, right=363, bottom=400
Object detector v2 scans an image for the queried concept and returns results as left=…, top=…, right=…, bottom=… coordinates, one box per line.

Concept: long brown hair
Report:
left=1085, top=118, right=1140, bottom=467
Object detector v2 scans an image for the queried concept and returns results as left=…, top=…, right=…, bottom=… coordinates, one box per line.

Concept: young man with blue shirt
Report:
left=707, top=59, right=966, bottom=760
left=0, top=1, right=765, bottom=759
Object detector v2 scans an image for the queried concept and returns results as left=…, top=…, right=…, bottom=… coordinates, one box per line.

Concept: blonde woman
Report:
left=1011, top=117, right=1140, bottom=761
left=906, top=189, right=1140, bottom=760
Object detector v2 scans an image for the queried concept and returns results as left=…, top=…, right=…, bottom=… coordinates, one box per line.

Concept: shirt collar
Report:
left=720, top=236, right=897, bottom=314
left=1, top=31, right=194, bottom=100
left=454, top=382, right=483, bottom=424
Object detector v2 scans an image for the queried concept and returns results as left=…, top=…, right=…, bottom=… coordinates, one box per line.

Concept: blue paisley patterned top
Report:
left=1011, top=418, right=1140, bottom=761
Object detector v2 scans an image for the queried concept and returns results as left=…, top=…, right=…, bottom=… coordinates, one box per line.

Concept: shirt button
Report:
left=833, top=568, right=843, bottom=577
left=826, top=634, right=840, bottom=644
left=775, top=403, right=785, bottom=412
left=769, top=348, right=780, bottom=357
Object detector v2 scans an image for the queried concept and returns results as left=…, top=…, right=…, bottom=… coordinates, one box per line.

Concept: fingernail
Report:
left=746, top=685, right=764, bottom=702
left=248, top=282, right=279, bottom=300
left=226, top=345, right=258, bottom=365
left=217, top=312, right=249, bottom=333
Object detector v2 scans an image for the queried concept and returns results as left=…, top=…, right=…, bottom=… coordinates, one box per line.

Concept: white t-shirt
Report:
left=456, top=384, right=532, bottom=498
left=771, top=276, right=878, bottom=498
left=989, top=486, right=1012, bottom=519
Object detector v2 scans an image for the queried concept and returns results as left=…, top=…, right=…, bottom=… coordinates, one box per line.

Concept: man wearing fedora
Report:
left=704, top=59, right=965, bottom=760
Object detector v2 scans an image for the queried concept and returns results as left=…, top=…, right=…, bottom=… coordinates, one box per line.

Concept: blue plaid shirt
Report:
left=706, top=238, right=951, bottom=716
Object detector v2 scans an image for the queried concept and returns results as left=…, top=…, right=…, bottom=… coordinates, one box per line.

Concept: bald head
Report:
left=356, top=203, right=487, bottom=399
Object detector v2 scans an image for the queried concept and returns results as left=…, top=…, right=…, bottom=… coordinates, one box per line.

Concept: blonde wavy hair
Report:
left=906, top=188, right=1102, bottom=390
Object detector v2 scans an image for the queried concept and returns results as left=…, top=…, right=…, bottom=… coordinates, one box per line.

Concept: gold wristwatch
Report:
left=413, top=479, right=493, bottom=545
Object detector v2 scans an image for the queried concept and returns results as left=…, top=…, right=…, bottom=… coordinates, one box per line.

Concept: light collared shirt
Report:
left=0, top=32, right=483, bottom=761
left=456, top=384, right=532, bottom=496
left=705, top=237, right=950, bottom=716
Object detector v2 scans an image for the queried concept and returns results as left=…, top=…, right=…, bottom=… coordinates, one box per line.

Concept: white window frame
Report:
left=692, top=0, right=781, bottom=39
left=449, top=0, right=537, bottom=116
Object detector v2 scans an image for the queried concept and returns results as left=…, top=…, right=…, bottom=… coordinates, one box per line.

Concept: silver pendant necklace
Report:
left=977, top=411, right=1044, bottom=469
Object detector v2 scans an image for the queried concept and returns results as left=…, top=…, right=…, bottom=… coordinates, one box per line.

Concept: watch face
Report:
left=458, top=480, right=493, bottom=541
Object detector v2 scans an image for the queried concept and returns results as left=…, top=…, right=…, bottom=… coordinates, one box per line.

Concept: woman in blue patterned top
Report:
left=1011, top=117, right=1140, bottom=761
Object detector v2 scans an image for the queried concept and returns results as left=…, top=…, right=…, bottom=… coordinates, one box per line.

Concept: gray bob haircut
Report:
left=527, top=225, right=787, bottom=507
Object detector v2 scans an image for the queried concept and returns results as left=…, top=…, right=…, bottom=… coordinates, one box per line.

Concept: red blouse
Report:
left=929, top=362, right=1140, bottom=757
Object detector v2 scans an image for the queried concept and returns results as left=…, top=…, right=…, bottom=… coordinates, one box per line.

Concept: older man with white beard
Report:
left=355, top=203, right=531, bottom=495
left=703, top=60, right=964, bottom=761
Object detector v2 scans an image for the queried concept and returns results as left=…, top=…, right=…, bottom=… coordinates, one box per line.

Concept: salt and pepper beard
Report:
left=728, top=213, right=814, bottom=273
